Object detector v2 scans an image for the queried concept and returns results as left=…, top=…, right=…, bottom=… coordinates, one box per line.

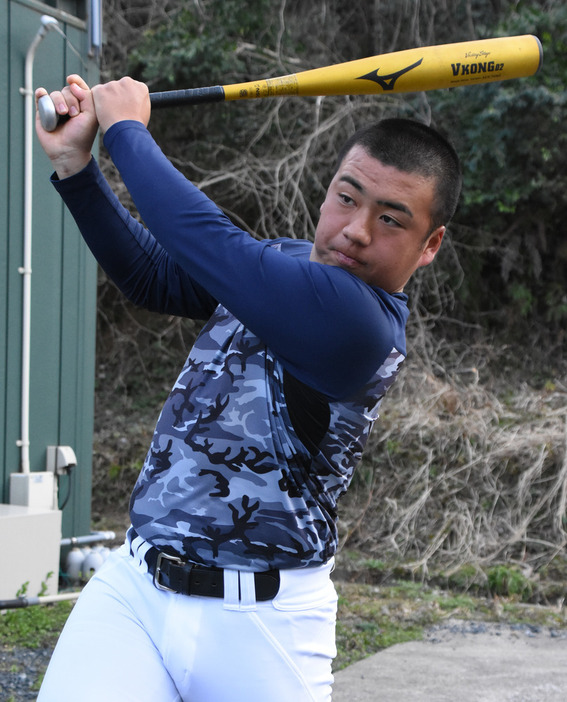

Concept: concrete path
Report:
left=332, top=619, right=567, bottom=701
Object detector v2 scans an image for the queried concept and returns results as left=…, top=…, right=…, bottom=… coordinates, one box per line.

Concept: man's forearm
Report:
left=53, top=158, right=217, bottom=320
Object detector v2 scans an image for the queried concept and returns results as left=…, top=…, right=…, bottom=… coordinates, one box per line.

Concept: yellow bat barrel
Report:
left=39, top=34, right=543, bottom=131
left=222, top=35, right=542, bottom=101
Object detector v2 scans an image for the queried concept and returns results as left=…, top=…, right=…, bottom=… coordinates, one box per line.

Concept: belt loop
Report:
left=239, top=571, right=257, bottom=612
left=223, top=569, right=240, bottom=611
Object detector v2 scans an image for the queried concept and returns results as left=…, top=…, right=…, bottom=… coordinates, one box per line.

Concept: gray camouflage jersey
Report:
left=49, top=129, right=409, bottom=573
left=129, top=303, right=405, bottom=571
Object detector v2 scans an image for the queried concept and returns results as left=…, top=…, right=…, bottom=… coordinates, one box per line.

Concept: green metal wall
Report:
left=1, top=0, right=99, bottom=537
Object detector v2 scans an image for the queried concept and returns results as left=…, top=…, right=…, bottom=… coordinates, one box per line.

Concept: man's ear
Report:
left=417, top=226, right=445, bottom=268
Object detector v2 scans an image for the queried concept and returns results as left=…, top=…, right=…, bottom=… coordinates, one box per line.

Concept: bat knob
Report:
left=38, top=94, right=59, bottom=132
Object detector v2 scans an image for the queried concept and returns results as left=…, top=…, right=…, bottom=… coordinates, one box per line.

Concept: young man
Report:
left=35, top=75, right=461, bottom=702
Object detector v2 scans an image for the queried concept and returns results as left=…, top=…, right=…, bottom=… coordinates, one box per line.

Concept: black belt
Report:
left=139, top=541, right=280, bottom=601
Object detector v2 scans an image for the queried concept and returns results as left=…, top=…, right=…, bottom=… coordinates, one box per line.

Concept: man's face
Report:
left=310, top=145, right=445, bottom=293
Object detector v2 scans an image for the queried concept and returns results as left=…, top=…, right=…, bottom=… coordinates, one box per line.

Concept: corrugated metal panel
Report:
left=0, top=0, right=9, bottom=503
left=2, top=0, right=99, bottom=537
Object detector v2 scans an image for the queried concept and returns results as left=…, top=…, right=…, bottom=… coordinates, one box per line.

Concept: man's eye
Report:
left=381, top=214, right=400, bottom=226
left=339, top=193, right=354, bottom=205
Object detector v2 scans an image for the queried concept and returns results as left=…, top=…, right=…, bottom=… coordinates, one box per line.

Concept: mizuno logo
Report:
left=356, top=58, right=424, bottom=91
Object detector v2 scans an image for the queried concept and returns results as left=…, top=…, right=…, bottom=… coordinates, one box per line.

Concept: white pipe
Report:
left=89, top=0, right=103, bottom=58
left=17, top=16, right=60, bottom=473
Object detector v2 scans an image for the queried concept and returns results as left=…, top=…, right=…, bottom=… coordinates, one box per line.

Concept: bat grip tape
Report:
left=149, top=85, right=225, bottom=108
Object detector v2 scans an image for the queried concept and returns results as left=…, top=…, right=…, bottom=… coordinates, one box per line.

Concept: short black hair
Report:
left=335, top=118, right=462, bottom=230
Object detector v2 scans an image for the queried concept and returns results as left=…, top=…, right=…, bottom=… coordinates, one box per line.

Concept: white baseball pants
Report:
left=38, top=538, right=337, bottom=702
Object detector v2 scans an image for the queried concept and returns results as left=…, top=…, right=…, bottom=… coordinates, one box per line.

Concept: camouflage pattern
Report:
left=129, top=292, right=405, bottom=571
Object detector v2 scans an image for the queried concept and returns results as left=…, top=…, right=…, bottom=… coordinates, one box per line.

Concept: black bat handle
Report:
left=38, top=86, right=226, bottom=132
left=149, top=86, right=226, bottom=107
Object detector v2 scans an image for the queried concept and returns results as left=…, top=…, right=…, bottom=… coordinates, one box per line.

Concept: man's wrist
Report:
left=51, top=153, right=92, bottom=179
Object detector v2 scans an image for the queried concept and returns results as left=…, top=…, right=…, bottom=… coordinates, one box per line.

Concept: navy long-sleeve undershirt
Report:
left=53, top=120, right=409, bottom=400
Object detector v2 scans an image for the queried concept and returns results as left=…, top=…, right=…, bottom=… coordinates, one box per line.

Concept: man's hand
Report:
left=35, top=74, right=98, bottom=179
left=35, top=75, right=151, bottom=179
left=91, top=77, right=151, bottom=134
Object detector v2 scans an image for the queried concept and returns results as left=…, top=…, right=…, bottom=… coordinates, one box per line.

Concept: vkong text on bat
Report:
left=451, top=61, right=505, bottom=76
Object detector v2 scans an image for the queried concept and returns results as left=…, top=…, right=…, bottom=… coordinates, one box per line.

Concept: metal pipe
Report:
left=17, top=16, right=60, bottom=473
left=0, top=591, right=81, bottom=610
left=60, top=530, right=116, bottom=547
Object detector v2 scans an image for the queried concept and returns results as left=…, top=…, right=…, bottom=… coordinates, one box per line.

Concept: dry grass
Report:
left=338, top=337, right=567, bottom=583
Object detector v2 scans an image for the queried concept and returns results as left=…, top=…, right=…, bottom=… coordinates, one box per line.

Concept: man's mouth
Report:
left=334, top=249, right=363, bottom=268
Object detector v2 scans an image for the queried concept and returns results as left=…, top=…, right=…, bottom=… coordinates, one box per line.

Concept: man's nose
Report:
left=343, top=213, right=372, bottom=245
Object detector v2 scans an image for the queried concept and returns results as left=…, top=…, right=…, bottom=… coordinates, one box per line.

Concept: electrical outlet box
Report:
left=46, top=445, right=77, bottom=475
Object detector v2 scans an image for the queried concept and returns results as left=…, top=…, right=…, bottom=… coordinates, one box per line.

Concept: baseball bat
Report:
left=38, top=35, right=542, bottom=131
